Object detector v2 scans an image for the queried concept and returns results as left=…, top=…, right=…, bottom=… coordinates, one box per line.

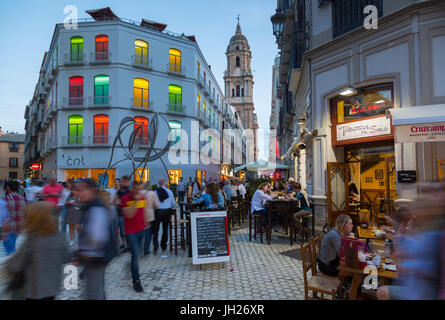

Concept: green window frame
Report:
left=70, top=36, right=83, bottom=62
left=94, top=75, right=109, bottom=105
left=168, top=85, right=182, bottom=112
left=68, top=115, right=83, bottom=144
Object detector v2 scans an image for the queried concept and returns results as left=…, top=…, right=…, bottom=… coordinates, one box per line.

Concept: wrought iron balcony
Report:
left=62, top=97, right=86, bottom=109
left=64, top=53, right=85, bottom=66
left=61, top=136, right=85, bottom=147
left=88, top=135, right=112, bottom=147
left=131, top=98, right=152, bottom=110
left=89, top=96, right=112, bottom=107
left=166, top=103, right=185, bottom=115
left=132, top=55, right=153, bottom=69
left=90, top=52, right=112, bottom=64
left=167, top=63, right=186, bottom=77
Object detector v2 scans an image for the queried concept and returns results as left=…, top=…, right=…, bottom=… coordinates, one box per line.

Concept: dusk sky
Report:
left=0, top=0, right=277, bottom=160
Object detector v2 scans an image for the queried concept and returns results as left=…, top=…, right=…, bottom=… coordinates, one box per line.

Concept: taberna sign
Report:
left=395, top=122, right=445, bottom=143
left=336, top=116, right=391, bottom=141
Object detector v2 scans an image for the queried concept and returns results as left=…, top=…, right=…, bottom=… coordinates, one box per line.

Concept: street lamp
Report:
left=271, top=9, right=285, bottom=43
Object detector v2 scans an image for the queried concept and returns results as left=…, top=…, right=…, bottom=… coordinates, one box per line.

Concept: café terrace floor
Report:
left=56, top=223, right=312, bottom=300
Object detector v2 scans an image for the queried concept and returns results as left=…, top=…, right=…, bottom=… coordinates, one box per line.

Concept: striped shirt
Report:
left=4, top=192, right=26, bottom=233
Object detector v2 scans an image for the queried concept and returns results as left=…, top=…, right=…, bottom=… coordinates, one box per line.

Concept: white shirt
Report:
left=192, top=182, right=200, bottom=194
left=251, top=190, right=272, bottom=213
left=238, top=184, right=247, bottom=198
left=156, top=186, right=176, bottom=209
left=177, top=181, right=186, bottom=192
left=57, top=188, right=71, bottom=206
left=107, top=188, right=117, bottom=201
left=25, top=186, right=43, bottom=202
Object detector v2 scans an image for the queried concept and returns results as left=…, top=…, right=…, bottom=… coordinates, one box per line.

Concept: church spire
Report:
left=236, top=14, right=242, bottom=34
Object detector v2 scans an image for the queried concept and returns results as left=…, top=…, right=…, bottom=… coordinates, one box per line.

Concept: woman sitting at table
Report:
left=194, top=183, right=225, bottom=210
left=318, top=214, right=355, bottom=277
left=272, top=181, right=284, bottom=193
left=251, top=182, right=276, bottom=232
left=292, top=183, right=312, bottom=235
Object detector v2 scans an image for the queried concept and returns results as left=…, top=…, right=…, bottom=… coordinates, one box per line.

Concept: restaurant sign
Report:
left=395, top=122, right=445, bottom=143
left=336, top=116, right=391, bottom=142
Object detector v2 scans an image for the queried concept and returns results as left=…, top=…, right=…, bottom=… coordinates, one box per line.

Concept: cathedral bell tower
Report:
left=224, top=19, right=258, bottom=161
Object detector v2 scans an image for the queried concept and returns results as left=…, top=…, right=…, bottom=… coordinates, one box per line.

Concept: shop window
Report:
left=135, top=39, right=148, bottom=65
left=168, top=85, right=182, bottom=112
left=168, top=169, right=182, bottom=185
left=64, top=169, right=88, bottom=181
left=68, top=115, right=83, bottom=144
left=169, top=48, right=181, bottom=72
left=90, top=168, right=115, bottom=188
left=168, top=120, right=182, bottom=146
left=69, top=76, right=84, bottom=105
left=95, top=35, right=109, bottom=60
left=134, top=116, right=149, bottom=145
left=134, top=78, right=149, bottom=108
left=94, top=75, right=109, bottom=104
left=70, top=36, right=83, bottom=62
left=334, top=85, right=393, bottom=124
left=93, top=114, right=109, bottom=144
left=134, top=169, right=149, bottom=183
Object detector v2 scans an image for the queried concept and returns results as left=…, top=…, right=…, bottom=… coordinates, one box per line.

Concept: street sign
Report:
left=31, top=163, right=40, bottom=170
left=190, top=211, right=230, bottom=265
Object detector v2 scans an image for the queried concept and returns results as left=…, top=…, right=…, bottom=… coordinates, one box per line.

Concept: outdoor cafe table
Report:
left=338, top=261, right=398, bottom=300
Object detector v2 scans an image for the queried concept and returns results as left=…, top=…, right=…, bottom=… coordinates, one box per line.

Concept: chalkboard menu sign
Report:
left=397, top=170, right=417, bottom=183
left=190, top=211, right=230, bottom=265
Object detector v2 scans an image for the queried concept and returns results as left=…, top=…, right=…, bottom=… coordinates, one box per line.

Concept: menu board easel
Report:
left=190, top=211, right=230, bottom=267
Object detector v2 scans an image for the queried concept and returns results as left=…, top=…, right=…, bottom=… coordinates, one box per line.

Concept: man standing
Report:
left=3, top=181, right=26, bottom=255
left=236, top=180, right=247, bottom=199
left=76, top=179, right=116, bottom=300
left=177, top=177, right=186, bottom=203
left=120, top=182, right=147, bottom=293
left=41, top=176, right=63, bottom=208
left=113, top=176, right=130, bottom=251
left=191, top=178, right=201, bottom=199
left=153, top=180, right=175, bottom=252
left=24, top=179, right=43, bottom=203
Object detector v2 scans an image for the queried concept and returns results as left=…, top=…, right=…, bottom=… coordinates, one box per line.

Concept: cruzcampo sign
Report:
left=395, top=122, right=445, bottom=143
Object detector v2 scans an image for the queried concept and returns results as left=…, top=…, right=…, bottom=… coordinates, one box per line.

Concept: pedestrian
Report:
left=236, top=180, right=247, bottom=199
left=141, top=181, right=160, bottom=255
left=41, top=176, right=63, bottom=208
left=177, top=177, right=186, bottom=203
left=3, top=181, right=26, bottom=255
left=65, top=182, right=82, bottom=247
left=223, top=180, right=237, bottom=200
left=153, top=179, right=175, bottom=252
left=4, top=201, right=70, bottom=300
left=191, top=178, right=201, bottom=200
left=107, top=178, right=120, bottom=203
left=76, top=179, right=117, bottom=300
left=58, top=180, right=72, bottom=234
left=120, top=181, right=147, bottom=293
left=24, top=179, right=43, bottom=203
left=113, top=176, right=131, bottom=251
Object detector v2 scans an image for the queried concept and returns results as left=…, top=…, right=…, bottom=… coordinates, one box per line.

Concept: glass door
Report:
left=327, top=162, right=350, bottom=228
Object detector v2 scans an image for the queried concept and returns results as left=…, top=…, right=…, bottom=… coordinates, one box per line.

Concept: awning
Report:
left=85, top=7, right=120, bottom=21
left=388, top=104, right=445, bottom=143
left=388, top=104, right=445, bottom=125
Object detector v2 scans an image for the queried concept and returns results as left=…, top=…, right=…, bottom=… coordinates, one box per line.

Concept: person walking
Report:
left=41, top=176, right=63, bottom=208
left=113, top=176, right=131, bottom=251
left=65, top=182, right=82, bottom=247
left=141, top=181, right=159, bottom=255
left=24, top=179, right=43, bottom=203
left=120, top=182, right=147, bottom=293
left=3, top=181, right=26, bottom=255
left=152, top=180, right=175, bottom=252
left=76, top=179, right=117, bottom=300
left=4, top=202, right=69, bottom=300
left=177, top=177, right=186, bottom=204
left=58, top=180, right=72, bottom=234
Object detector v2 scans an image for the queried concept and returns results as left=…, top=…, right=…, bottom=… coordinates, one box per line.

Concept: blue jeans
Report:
left=60, top=207, right=67, bottom=233
left=4, top=233, right=18, bottom=255
left=143, top=226, right=153, bottom=255
left=117, top=216, right=125, bottom=243
left=125, top=231, right=145, bottom=282
left=178, top=191, right=185, bottom=203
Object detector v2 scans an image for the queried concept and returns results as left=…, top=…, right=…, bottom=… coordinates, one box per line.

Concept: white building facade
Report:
left=24, top=10, right=230, bottom=186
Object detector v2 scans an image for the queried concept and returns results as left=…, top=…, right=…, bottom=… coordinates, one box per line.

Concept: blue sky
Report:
left=0, top=0, right=277, bottom=159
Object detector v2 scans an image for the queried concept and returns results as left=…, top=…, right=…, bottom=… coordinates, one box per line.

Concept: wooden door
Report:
left=385, top=157, right=397, bottom=215
left=327, top=162, right=350, bottom=228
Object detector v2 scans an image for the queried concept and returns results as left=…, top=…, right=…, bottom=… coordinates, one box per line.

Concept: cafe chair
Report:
left=310, top=235, right=323, bottom=267
left=229, top=196, right=243, bottom=227
left=293, top=212, right=312, bottom=244
left=300, top=242, right=341, bottom=300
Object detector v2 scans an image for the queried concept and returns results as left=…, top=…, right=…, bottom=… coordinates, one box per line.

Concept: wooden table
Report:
left=338, top=261, right=398, bottom=300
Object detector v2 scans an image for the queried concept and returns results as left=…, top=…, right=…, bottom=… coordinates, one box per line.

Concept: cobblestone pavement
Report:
left=57, top=225, right=307, bottom=300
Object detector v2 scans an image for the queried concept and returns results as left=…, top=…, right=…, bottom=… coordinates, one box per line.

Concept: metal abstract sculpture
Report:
left=99, top=113, right=172, bottom=186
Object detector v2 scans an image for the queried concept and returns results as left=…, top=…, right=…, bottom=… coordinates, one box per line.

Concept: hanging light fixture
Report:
left=271, top=9, right=285, bottom=43
left=339, top=87, right=357, bottom=96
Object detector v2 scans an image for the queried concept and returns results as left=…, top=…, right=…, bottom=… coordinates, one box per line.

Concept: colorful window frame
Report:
left=134, top=78, right=149, bottom=108
left=168, top=85, right=182, bottom=112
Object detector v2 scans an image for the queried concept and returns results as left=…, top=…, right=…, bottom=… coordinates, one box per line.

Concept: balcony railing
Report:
left=167, top=63, right=186, bottom=76
left=132, top=55, right=153, bottom=69
left=199, top=111, right=209, bottom=127
left=89, top=96, right=112, bottom=107
left=62, top=97, right=86, bottom=109
left=64, top=53, right=85, bottom=65
left=209, top=93, right=215, bottom=103
left=90, top=52, right=112, bottom=64
left=131, top=98, right=152, bottom=110
left=197, top=74, right=205, bottom=88
left=132, top=136, right=149, bottom=147
left=89, top=135, right=111, bottom=147
left=62, top=136, right=85, bottom=147
left=166, top=103, right=185, bottom=114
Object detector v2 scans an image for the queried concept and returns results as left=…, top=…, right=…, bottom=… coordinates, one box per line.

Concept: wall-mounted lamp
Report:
left=339, top=87, right=357, bottom=96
